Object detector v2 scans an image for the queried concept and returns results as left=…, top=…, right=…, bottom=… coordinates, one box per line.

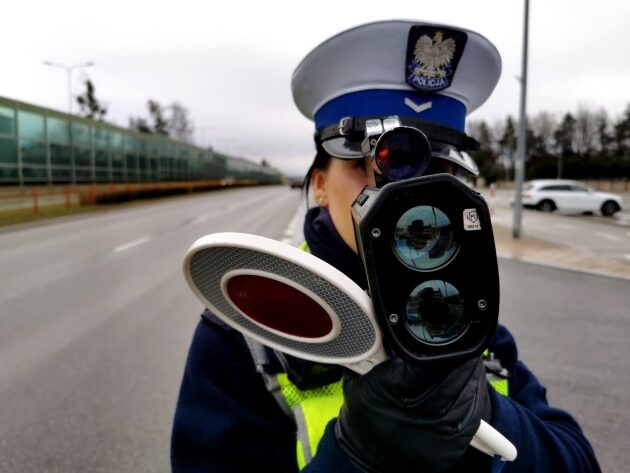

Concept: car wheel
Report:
left=537, top=200, right=556, bottom=213
left=601, top=200, right=619, bottom=217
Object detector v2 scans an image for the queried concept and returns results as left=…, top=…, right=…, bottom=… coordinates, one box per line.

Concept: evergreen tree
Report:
left=76, top=79, right=107, bottom=120
left=613, top=103, right=630, bottom=158
left=497, top=116, right=517, bottom=180
left=594, top=109, right=611, bottom=156
left=468, top=119, right=502, bottom=183
left=554, top=113, right=577, bottom=157
left=148, top=100, right=169, bottom=135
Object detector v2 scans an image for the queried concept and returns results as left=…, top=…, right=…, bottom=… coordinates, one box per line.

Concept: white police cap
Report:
left=291, top=20, right=501, bottom=175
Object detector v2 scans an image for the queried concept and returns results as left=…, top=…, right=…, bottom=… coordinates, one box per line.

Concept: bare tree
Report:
left=529, top=111, right=558, bottom=156
left=127, top=99, right=195, bottom=142
left=129, top=117, right=152, bottom=134
left=574, top=105, right=600, bottom=157
left=167, top=102, right=194, bottom=143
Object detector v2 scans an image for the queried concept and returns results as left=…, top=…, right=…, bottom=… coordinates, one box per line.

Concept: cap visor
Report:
left=321, top=137, right=364, bottom=159
left=431, top=143, right=480, bottom=176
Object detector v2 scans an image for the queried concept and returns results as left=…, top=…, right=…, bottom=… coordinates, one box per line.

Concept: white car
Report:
left=511, top=179, right=624, bottom=216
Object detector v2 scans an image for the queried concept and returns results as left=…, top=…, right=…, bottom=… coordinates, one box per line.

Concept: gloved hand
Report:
left=334, top=356, right=491, bottom=473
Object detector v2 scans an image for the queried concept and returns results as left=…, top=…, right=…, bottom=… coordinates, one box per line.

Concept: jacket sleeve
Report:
left=171, top=315, right=299, bottom=473
left=171, top=313, right=364, bottom=473
left=489, top=325, right=601, bottom=472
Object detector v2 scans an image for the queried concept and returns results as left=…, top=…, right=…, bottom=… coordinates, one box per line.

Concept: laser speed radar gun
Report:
left=353, top=117, right=500, bottom=364
left=183, top=233, right=516, bottom=461
left=352, top=174, right=500, bottom=363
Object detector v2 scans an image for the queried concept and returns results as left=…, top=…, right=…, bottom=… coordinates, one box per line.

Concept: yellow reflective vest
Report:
left=272, top=355, right=508, bottom=470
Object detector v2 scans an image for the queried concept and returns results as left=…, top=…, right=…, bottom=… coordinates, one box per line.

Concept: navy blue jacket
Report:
left=171, top=208, right=600, bottom=472
left=171, top=314, right=599, bottom=472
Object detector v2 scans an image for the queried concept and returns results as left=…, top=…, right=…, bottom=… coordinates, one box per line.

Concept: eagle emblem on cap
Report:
left=414, top=32, right=455, bottom=78
left=406, top=27, right=467, bottom=92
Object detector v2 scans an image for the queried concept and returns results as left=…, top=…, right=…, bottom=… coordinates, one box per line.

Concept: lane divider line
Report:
left=192, top=215, right=208, bottom=224
left=594, top=232, right=623, bottom=242
left=113, top=236, right=151, bottom=253
left=552, top=223, right=576, bottom=231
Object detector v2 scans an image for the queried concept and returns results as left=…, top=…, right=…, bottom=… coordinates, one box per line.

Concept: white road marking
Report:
left=524, top=218, right=543, bottom=226
left=490, top=214, right=510, bottom=224
left=594, top=232, right=623, bottom=242
left=281, top=204, right=306, bottom=247
left=191, top=215, right=208, bottom=224
left=552, top=223, right=576, bottom=231
left=113, top=236, right=151, bottom=253
left=535, top=225, right=565, bottom=235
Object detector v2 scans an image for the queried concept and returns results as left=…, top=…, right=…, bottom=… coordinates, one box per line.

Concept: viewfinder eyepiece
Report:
left=373, top=127, right=432, bottom=181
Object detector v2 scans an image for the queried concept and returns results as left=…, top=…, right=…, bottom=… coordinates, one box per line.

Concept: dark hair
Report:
left=303, top=142, right=331, bottom=197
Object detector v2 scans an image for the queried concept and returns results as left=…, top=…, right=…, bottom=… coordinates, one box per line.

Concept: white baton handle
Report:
left=471, top=420, right=517, bottom=461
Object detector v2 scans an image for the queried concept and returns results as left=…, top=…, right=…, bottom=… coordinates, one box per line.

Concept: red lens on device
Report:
left=374, top=128, right=431, bottom=181
left=226, top=274, right=333, bottom=338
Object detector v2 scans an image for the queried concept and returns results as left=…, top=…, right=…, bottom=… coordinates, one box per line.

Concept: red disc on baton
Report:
left=226, top=274, right=334, bottom=339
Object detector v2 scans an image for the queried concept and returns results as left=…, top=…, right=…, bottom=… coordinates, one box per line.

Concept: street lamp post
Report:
left=512, top=0, right=530, bottom=239
left=43, top=61, right=95, bottom=115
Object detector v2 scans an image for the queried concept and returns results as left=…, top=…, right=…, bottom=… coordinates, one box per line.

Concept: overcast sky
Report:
left=3, top=0, right=629, bottom=176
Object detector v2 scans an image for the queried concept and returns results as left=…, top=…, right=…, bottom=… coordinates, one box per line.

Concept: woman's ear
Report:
left=310, top=168, right=328, bottom=207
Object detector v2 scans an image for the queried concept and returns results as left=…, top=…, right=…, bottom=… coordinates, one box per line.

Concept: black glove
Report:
left=334, top=356, right=491, bottom=473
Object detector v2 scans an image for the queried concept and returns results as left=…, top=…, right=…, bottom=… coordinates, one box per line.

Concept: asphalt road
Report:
left=497, top=259, right=630, bottom=471
left=0, top=185, right=628, bottom=471
left=0, top=185, right=301, bottom=473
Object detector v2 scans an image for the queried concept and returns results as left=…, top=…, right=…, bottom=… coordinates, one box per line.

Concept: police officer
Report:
left=171, top=20, right=601, bottom=473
